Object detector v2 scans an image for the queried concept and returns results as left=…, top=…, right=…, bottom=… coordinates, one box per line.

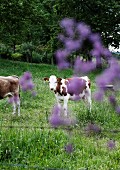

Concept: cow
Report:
left=0, top=75, right=20, bottom=116
left=44, top=75, right=91, bottom=116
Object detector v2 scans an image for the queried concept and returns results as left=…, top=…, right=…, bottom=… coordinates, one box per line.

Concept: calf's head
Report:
left=44, top=75, right=62, bottom=91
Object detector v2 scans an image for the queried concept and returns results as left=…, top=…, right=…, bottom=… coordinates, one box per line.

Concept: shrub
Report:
left=0, top=43, right=11, bottom=59
left=11, top=53, right=22, bottom=61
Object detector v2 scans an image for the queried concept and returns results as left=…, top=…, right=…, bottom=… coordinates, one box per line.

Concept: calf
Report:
left=44, top=75, right=91, bottom=115
left=0, top=75, right=20, bottom=115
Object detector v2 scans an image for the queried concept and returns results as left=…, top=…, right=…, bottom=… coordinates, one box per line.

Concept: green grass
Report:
left=0, top=59, right=120, bottom=170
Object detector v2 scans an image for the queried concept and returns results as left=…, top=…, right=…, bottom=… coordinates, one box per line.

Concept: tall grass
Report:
left=0, top=59, right=120, bottom=170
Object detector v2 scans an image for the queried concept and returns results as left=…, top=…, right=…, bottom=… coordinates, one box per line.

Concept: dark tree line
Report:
left=0, top=0, right=119, bottom=64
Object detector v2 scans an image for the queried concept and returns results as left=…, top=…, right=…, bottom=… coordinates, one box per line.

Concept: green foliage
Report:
left=0, top=43, right=11, bottom=59
left=0, top=59, right=120, bottom=169
left=11, top=52, right=22, bottom=61
left=20, top=42, right=34, bottom=62
left=0, top=0, right=119, bottom=65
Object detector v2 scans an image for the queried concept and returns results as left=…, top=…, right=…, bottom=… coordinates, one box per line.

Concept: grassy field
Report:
left=0, top=59, right=120, bottom=170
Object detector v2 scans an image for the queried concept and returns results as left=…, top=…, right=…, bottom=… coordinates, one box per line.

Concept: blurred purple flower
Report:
left=89, top=33, right=101, bottom=43
left=8, top=96, right=19, bottom=104
left=58, top=34, right=66, bottom=42
left=93, top=91, right=104, bottom=101
left=67, top=77, right=86, bottom=96
left=96, top=58, right=120, bottom=90
left=102, top=48, right=112, bottom=59
left=107, top=139, right=116, bottom=150
left=20, top=72, right=35, bottom=93
left=85, top=123, right=101, bottom=134
left=49, top=105, right=76, bottom=127
left=64, top=39, right=80, bottom=51
left=76, top=22, right=91, bottom=38
left=90, top=49, right=101, bottom=58
left=74, top=57, right=95, bottom=73
left=57, top=61, right=70, bottom=70
left=108, top=95, right=117, bottom=107
left=49, top=105, right=63, bottom=127
left=65, top=143, right=74, bottom=154
left=60, top=18, right=75, bottom=37
left=31, top=91, right=37, bottom=97
left=60, top=18, right=74, bottom=29
left=55, top=49, right=70, bottom=69
left=116, top=106, right=120, bottom=115
left=55, top=49, right=69, bottom=61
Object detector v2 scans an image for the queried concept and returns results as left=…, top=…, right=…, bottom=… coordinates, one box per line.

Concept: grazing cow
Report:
left=0, top=75, right=20, bottom=115
left=44, top=75, right=91, bottom=115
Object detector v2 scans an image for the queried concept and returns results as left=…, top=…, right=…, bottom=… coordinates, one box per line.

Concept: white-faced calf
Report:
left=44, top=75, right=91, bottom=116
left=0, top=75, right=20, bottom=115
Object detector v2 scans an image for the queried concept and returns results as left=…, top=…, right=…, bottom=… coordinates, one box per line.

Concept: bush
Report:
left=0, top=43, right=11, bottom=59
left=32, top=51, right=43, bottom=63
left=11, top=53, right=22, bottom=61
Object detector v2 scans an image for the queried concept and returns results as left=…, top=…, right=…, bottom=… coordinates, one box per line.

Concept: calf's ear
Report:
left=57, top=78, right=62, bottom=83
left=44, top=77, right=49, bottom=82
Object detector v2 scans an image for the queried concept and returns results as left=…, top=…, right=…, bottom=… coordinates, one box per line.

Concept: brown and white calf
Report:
left=0, top=75, right=20, bottom=115
left=44, top=75, right=91, bottom=115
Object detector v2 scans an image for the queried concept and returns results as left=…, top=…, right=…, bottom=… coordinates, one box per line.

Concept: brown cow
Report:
left=0, top=75, right=20, bottom=115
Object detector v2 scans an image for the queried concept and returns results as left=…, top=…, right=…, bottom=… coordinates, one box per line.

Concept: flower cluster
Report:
left=56, top=18, right=120, bottom=115
left=49, top=105, right=76, bottom=128
left=56, top=18, right=112, bottom=73
left=85, top=122, right=101, bottom=135
left=64, top=143, right=74, bottom=154
left=54, top=18, right=119, bottom=153
left=107, top=139, right=116, bottom=150
left=20, top=72, right=36, bottom=96
left=94, top=58, right=120, bottom=114
left=8, top=95, right=19, bottom=104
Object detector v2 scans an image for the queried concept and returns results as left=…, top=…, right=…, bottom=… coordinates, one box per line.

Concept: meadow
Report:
left=0, top=59, right=120, bottom=170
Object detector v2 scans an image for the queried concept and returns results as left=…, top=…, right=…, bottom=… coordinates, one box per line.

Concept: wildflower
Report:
left=65, top=143, right=74, bottom=154
left=67, top=77, right=86, bottom=96
left=74, top=57, right=95, bottom=74
left=49, top=105, right=63, bottom=127
left=107, top=139, right=116, bottom=150
left=116, top=106, right=120, bottom=115
left=108, top=95, right=117, bottom=107
left=8, top=95, right=19, bottom=104
left=93, top=91, right=104, bottom=102
left=60, top=18, right=74, bottom=29
left=76, top=22, right=91, bottom=38
left=64, top=39, right=80, bottom=51
left=20, top=72, right=35, bottom=92
left=85, top=123, right=101, bottom=134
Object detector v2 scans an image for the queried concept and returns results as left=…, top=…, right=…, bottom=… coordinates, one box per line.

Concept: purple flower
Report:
left=102, top=48, right=112, bottom=59
left=57, top=61, right=70, bottom=70
left=107, top=140, right=116, bottom=150
left=8, top=96, right=19, bottom=104
left=49, top=105, right=64, bottom=127
left=64, top=39, right=80, bottom=51
left=67, top=77, right=86, bottom=96
left=23, top=71, right=32, bottom=80
left=74, top=57, right=95, bottom=73
left=55, top=49, right=70, bottom=69
left=89, top=33, right=101, bottom=43
left=20, top=72, right=35, bottom=93
left=116, top=106, right=120, bottom=115
left=55, top=49, right=69, bottom=61
left=109, top=95, right=117, bottom=107
left=93, top=91, right=104, bottom=101
left=65, top=143, right=74, bottom=154
left=60, top=18, right=74, bottom=29
left=76, top=22, right=91, bottom=38
left=90, top=49, right=101, bottom=58
left=85, top=123, right=101, bottom=134
left=49, top=105, right=76, bottom=127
